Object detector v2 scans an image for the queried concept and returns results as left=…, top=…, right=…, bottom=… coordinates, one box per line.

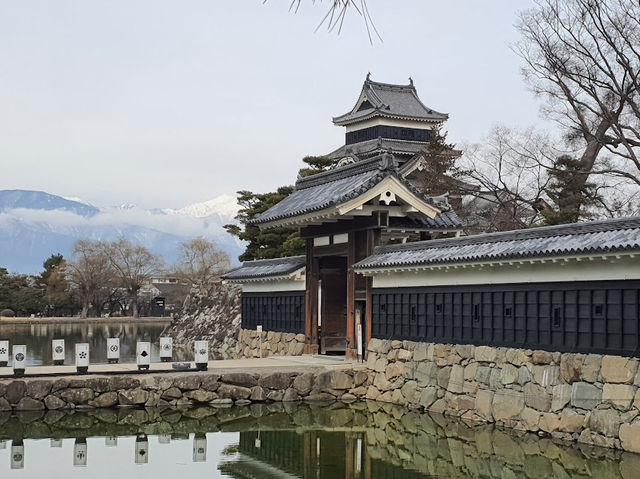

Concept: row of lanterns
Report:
left=1, top=434, right=208, bottom=469
left=0, top=339, right=210, bottom=376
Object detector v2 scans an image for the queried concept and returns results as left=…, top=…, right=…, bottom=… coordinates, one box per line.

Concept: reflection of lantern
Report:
left=159, top=337, right=173, bottom=362
left=107, top=338, right=120, bottom=364
left=11, top=440, right=24, bottom=469
left=105, top=436, right=117, bottom=447
left=0, top=340, right=9, bottom=367
left=75, top=343, right=90, bottom=374
left=12, top=345, right=26, bottom=377
left=52, top=339, right=65, bottom=365
left=192, top=434, right=207, bottom=463
left=135, top=434, right=149, bottom=465
left=194, top=340, right=209, bottom=371
left=137, top=341, right=151, bottom=371
left=158, top=435, right=171, bottom=445
left=73, top=438, right=87, bottom=467
left=50, top=439, right=63, bottom=448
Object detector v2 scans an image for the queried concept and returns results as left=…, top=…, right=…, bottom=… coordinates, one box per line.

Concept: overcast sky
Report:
left=0, top=0, right=546, bottom=209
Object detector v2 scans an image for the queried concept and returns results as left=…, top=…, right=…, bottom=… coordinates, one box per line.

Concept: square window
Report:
left=593, top=304, right=604, bottom=316
left=504, top=306, right=513, bottom=317
left=553, top=307, right=562, bottom=328
left=436, top=304, right=443, bottom=314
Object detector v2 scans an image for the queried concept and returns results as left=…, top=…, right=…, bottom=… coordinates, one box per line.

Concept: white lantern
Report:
left=73, top=439, right=87, bottom=467
left=0, top=340, right=9, bottom=367
left=158, top=435, right=171, bottom=445
left=192, top=434, right=207, bottom=463
left=0, top=439, right=6, bottom=449
left=105, top=436, right=117, bottom=447
left=136, top=341, right=151, bottom=371
left=11, top=441, right=24, bottom=469
left=52, top=339, right=65, bottom=365
left=194, top=340, right=209, bottom=371
left=107, top=338, right=120, bottom=364
left=159, top=337, right=173, bottom=362
left=50, top=439, right=63, bottom=448
left=12, top=345, right=26, bottom=377
left=135, top=434, right=149, bottom=465
left=75, top=343, right=89, bottom=374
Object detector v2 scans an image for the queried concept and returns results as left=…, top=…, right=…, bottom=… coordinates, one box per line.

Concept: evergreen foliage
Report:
left=543, top=155, right=602, bottom=225
left=225, top=156, right=338, bottom=261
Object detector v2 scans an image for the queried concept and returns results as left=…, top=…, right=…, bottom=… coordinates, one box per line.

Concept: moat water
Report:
left=0, top=402, right=636, bottom=478
left=0, top=322, right=169, bottom=366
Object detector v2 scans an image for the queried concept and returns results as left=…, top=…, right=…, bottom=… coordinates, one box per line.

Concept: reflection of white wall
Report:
left=0, top=433, right=238, bottom=478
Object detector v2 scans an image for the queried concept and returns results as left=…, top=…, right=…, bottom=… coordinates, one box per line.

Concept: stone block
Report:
left=373, top=358, right=388, bottom=373
left=385, top=362, right=405, bottom=380
left=539, top=413, right=561, bottom=433
left=16, top=397, right=44, bottom=411
left=396, top=349, right=412, bottom=361
left=531, top=365, right=560, bottom=387
left=455, top=344, right=475, bottom=359
left=419, top=387, right=438, bottom=408
left=60, top=388, right=94, bottom=405
left=447, top=365, right=464, bottom=394
left=415, top=362, right=438, bottom=387
left=5, top=381, right=26, bottom=404
left=463, top=362, right=478, bottom=380
left=259, top=373, right=292, bottom=390
left=520, top=407, right=540, bottom=431
left=524, top=382, right=552, bottom=412
left=589, top=409, right=621, bottom=437
left=401, top=381, right=418, bottom=403
left=492, top=390, right=524, bottom=421
left=551, top=384, right=572, bottom=412
left=475, top=366, right=491, bottom=385
left=220, top=373, right=257, bottom=389
left=558, top=409, right=585, bottom=433
left=571, top=382, right=602, bottom=410
left=365, top=386, right=381, bottom=400
left=619, top=421, right=640, bottom=453
left=532, top=350, right=554, bottom=365
left=559, top=354, right=584, bottom=383
left=602, top=383, right=636, bottom=410
left=505, top=348, right=529, bottom=366
left=44, top=395, right=66, bottom=409
left=500, top=364, right=518, bottom=385
left=293, top=372, right=314, bottom=395
left=25, top=380, right=52, bottom=400
left=601, top=356, right=638, bottom=384
left=117, top=388, right=148, bottom=405
left=518, top=366, right=531, bottom=385
left=217, top=384, right=252, bottom=400
left=437, top=367, right=452, bottom=389
left=413, top=343, right=429, bottom=361
left=475, top=346, right=497, bottom=363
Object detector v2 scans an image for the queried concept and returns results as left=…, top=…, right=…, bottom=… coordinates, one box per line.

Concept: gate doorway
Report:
left=318, top=256, right=347, bottom=354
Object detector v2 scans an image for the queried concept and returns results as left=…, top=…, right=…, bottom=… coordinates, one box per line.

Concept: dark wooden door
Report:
left=320, top=258, right=347, bottom=353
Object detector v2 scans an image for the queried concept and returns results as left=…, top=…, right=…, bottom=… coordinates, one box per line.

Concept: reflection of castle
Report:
left=219, top=430, right=427, bottom=479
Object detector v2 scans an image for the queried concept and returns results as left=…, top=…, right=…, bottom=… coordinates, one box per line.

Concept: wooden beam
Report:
left=346, top=231, right=356, bottom=359
left=300, top=214, right=387, bottom=238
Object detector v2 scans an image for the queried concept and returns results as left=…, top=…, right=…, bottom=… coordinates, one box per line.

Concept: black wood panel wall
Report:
left=371, top=281, right=640, bottom=357
left=241, top=292, right=305, bottom=334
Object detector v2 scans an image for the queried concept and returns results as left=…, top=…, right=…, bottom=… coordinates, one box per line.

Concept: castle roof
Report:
left=333, top=76, right=448, bottom=126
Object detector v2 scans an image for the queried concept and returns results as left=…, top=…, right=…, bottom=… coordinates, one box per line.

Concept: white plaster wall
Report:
left=370, top=256, right=640, bottom=288
left=345, top=117, right=435, bottom=132
left=242, top=279, right=306, bottom=292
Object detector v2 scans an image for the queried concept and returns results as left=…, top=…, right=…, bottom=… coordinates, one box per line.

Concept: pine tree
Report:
left=543, top=155, right=601, bottom=225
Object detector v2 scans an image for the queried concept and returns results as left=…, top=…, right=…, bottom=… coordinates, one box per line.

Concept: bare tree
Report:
left=66, top=240, right=114, bottom=318
left=516, top=0, right=640, bottom=196
left=175, top=237, right=230, bottom=295
left=105, top=239, right=162, bottom=318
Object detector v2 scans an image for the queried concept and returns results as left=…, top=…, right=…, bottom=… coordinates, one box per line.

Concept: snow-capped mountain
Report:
left=164, top=194, right=239, bottom=219
left=0, top=190, right=243, bottom=274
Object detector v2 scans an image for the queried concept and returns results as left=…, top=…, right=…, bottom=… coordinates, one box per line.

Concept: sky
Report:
left=0, top=0, right=546, bottom=209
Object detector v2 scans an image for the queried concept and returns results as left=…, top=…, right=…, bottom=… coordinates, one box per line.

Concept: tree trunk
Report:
left=131, top=296, right=138, bottom=318
left=81, top=302, right=89, bottom=319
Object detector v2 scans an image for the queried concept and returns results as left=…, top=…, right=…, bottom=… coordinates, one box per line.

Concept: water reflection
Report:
left=0, top=402, right=636, bottom=478
left=0, top=321, right=169, bottom=366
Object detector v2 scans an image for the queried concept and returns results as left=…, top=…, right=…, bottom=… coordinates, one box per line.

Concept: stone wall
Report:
left=364, top=338, right=640, bottom=454
left=233, top=329, right=306, bottom=358
left=162, top=282, right=241, bottom=360
left=0, top=368, right=370, bottom=412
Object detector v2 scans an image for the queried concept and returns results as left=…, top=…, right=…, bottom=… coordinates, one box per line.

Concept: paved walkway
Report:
left=0, top=355, right=364, bottom=378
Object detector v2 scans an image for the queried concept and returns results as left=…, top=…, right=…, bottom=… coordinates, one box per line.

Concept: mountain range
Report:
left=0, top=189, right=244, bottom=274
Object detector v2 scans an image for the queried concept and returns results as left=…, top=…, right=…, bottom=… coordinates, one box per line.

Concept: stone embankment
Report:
left=0, top=368, right=369, bottom=413
left=162, top=282, right=241, bottom=360
left=234, top=329, right=306, bottom=358
left=364, top=339, right=640, bottom=454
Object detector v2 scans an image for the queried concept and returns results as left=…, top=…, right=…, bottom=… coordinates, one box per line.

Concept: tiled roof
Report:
left=333, top=77, right=448, bottom=126
left=327, top=138, right=428, bottom=160
left=222, top=256, right=305, bottom=281
left=354, top=217, right=640, bottom=270
left=251, top=154, right=444, bottom=226
left=388, top=210, right=464, bottom=231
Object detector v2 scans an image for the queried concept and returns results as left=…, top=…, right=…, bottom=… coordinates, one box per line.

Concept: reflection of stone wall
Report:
left=364, top=339, right=640, bottom=454
left=233, top=329, right=306, bottom=358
